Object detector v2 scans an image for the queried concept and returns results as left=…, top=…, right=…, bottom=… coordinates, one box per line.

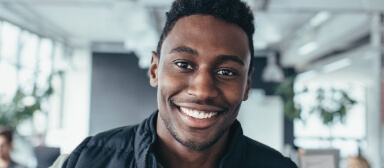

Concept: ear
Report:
left=149, top=51, right=159, bottom=88
left=243, top=67, right=254, bottom=101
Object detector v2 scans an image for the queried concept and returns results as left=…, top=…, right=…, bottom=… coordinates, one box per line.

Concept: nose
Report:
left=187, top=70, right=219, bottom=100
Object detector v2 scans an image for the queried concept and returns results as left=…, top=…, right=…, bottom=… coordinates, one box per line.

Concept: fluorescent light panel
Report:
left=298, top=42, right=318, bottom=56
left=322, top=58, right=352, bottom=73
left=310, top=11, right=331, bottom=27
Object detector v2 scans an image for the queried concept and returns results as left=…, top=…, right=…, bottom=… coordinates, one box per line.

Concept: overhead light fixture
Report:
left=262, top=52, right=284, bottom=82
left=298, top=42, right=318, bottom=56
left=322, top=58, right=351, bottom=73
left=309, top=11, right=331, bottom=27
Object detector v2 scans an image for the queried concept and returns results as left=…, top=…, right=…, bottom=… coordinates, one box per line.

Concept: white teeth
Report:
left=193, top=111, right=198, bottom=117
left=180, top=107, right=217, bottom=119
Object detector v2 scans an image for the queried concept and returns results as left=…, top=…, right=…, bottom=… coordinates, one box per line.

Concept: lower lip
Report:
left=178, top=108, right=219, bottom=128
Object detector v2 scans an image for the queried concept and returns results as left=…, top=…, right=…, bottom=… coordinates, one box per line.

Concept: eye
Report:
left=217, top=69, right=235, bottom=76
left=176, top=62, right=193, bottom=69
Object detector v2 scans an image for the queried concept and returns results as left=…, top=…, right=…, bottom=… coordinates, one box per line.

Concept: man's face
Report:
left=150, top=15, right=252, bottom=150
left=0, top=136, right=11, bottom=160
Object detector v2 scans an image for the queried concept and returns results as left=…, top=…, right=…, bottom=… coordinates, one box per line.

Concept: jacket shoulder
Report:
left=63, top=125, right=139, bottom=168
left=243, top=136, right=297, bottom=168
left=89, top=125, right=139, bottom=150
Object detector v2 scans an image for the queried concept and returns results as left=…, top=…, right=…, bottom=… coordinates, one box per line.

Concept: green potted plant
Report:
left=0, top=71, right=62, bottom=131
left=275, top=75, right=357, bottom=125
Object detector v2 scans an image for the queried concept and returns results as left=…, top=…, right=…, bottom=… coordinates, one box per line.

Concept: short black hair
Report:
left=156, top=0, right=255, bottom=72
left=0, top=126, right=13, bottom=143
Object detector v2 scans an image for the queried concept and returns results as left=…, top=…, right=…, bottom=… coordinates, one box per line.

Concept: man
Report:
left=61, top=0, right=297, bottom=167
left=0, top=127, right=26, bottom=168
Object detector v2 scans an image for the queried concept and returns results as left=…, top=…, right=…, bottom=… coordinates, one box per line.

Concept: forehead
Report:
left=161, top=15, right=250, bottom=62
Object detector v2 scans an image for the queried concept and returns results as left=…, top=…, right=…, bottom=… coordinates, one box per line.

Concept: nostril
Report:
left=187, top=73, right=219, bottom=99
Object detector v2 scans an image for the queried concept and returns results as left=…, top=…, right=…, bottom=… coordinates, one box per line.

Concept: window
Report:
left=0, top=21, right=20, bottom=100
left=294, top=82, right=367, bottom=160
left=19, top=30, right=39, bottom=94
left=0, top=19, right=65, bottom=136
left=0, top=21, right=20, bottom=64
left=37, top=38, right=53, bottom=91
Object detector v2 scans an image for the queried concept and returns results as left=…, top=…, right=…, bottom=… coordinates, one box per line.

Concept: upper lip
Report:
left=173, top=102, right=227, bottom=112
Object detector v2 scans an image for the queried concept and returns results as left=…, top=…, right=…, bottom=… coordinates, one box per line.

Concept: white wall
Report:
left=238, top=89, right=284, bottom=153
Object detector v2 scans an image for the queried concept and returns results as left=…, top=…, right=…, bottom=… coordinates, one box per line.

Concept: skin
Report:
left=149, top=15, right=253, bottom=168
left=0, top=136, right=11, bottom=167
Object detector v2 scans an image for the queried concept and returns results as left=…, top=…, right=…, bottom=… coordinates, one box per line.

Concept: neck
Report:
left=155, top=116, right=230, bottom=168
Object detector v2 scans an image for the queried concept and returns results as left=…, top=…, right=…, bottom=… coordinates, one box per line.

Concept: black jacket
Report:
left=63, top=111, right=297, bottom=168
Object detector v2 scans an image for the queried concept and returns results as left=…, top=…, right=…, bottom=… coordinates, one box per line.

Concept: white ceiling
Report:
left=0, top=0, right=383, bottom=73
left=296, top=44, right=378, bottom=85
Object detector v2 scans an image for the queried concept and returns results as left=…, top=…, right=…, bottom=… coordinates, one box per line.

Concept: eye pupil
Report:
left=220, top=70, right=233, bottom=76
left=177, top=62, right=189, bottom=68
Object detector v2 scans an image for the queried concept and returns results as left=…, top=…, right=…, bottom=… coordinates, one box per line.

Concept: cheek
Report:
left=220, top=81, right=247, bottom=104
left=160, top=66, right=190, bottom=88
left=157, top=72, right=187, bottom=104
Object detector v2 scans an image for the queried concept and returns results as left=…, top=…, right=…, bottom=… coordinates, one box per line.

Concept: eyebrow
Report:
left=169, top=46, right=198, bottom=55
left=169, top=46, right=245, bottom=66
left=217, top=55, right=245, bottom=66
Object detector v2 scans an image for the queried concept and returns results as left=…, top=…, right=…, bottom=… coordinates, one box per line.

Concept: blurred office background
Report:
left=0, top=0, right=383, bottom=167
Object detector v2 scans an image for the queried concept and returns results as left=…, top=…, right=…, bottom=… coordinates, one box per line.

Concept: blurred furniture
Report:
left=299, top=149, right=340, bottom=168
left=34, top=146, right=60, bottom=168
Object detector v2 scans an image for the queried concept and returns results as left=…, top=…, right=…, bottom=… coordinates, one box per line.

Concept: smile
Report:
left=180, top=107, right=217, bottom=119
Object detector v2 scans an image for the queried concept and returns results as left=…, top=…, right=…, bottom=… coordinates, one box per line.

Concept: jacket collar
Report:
left=134, top=111, right=158, bottom=168
left=134, top=111, right=246, bottom=168
left=219, top=120, right=246, bottom=168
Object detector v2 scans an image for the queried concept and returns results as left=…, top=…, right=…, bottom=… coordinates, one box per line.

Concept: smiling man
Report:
left=60, top=0, right=297, bottom=167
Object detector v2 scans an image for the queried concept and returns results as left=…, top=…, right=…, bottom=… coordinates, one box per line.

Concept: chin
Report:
left=160, top=110, right=231, bottom=151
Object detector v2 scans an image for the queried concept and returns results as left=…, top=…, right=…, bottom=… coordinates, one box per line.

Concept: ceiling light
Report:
left=309, top=11, right=331, bottom=27
left=262, top=52, right=284, bottom=82
left=322, top=58, right=351, bottom=73
left=298, top=42, right=318, bottom=56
